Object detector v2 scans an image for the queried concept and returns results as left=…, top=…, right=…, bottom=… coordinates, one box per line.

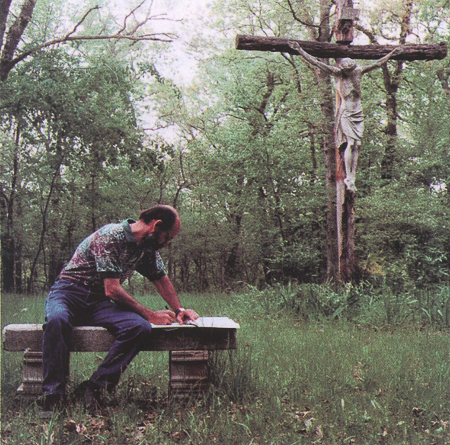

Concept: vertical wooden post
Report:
left=334, top=0, right=359, bottom=282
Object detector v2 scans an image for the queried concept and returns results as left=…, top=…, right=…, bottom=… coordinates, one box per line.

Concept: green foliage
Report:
left=0, top=46, right=161, bottom=290
left=2, top=289, right=450, bottom=444
left=234, top=281, right=450, bottom=328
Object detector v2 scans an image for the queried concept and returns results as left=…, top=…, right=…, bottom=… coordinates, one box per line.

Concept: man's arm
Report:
left=103, top=278, right=175, bottom=325
left=289, top=41, right=340, bottom=75
left=154, top=275, right=199, bottom=324
left=361, top=47, right=404, bottom=74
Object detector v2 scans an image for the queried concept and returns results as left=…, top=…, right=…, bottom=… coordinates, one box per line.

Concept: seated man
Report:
left=41, top=204, right=198, bottom=413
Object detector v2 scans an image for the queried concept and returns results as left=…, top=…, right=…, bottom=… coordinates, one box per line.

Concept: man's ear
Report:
left=148, top=219, right=162, bottom=233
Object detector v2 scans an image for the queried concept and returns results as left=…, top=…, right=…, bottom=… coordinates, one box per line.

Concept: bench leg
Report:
left=169, top=350, right=210, bottom=400
left=17, top=349, right=44, bottom=396
left=17, top=349, right=70, bottom=397
left=16, top=348, right=211, bottom=399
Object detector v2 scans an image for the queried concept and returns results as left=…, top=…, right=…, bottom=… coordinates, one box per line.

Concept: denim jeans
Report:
left=42, top=279, right=153, bottom=396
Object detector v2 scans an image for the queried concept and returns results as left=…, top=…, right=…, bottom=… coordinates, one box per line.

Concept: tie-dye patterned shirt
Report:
left=59, top=219, right=166, bottom=287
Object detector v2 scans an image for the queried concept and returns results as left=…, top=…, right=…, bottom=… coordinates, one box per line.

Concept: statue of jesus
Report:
left=289, top=41, right=403, bottom=192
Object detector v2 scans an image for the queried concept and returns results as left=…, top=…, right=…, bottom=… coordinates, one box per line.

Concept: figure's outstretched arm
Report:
left=361, top=47, right=404, bottom=74
left=289, top=41, right=339, bottom=75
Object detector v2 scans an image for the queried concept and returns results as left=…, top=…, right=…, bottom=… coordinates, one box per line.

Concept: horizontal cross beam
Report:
left=236, top=35, right=447, bottom=61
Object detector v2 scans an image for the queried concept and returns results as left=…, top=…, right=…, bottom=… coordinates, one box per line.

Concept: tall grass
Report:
left=2, top=285, right=450, bottom=444
left=240, top=281, right=450, bottom=328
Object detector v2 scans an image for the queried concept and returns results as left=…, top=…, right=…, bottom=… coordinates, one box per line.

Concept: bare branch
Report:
left=1, top=1, right=178, bottom=81
left=282, top=52, right=302, bottom=93
left=354, top=24, right=377, bottom=45
left=66, top=6, right=100, bottom=38
left=3, top=31, right=175, bottom=75
left=119, top=0, right=147, bottom=35
left=285, top=0, right=319, bottom=29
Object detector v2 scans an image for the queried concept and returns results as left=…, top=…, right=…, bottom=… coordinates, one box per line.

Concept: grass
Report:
left=1, top=286, right=450, bottom=444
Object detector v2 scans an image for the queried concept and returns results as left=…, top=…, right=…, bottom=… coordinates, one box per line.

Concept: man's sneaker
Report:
left=38, top=393, right=65, bottom=418
left=74, top=380, right=105, bottom=414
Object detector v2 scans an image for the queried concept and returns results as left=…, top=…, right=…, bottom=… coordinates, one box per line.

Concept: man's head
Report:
left=139, top=205, right=180, bottom=249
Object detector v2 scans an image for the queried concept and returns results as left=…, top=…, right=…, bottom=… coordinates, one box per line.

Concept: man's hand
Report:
left=176, top=309, right=199, bottom=325
left=147, top=310, right=176, bottom=325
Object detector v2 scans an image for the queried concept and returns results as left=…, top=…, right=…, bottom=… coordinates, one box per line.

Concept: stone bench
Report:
left=2, top=317, right=239, bottom=399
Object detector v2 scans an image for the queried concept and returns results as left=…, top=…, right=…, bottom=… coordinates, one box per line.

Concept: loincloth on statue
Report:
left=335, top=107, right=364, bottom=150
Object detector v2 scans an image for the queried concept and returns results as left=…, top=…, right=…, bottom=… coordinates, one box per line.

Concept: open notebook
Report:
left=151, top=317, right=240, bottom=329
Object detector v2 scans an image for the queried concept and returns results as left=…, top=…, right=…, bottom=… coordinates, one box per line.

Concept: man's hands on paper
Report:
left=146, top=308, right=199, bottom=325
left=147, top=310, right=176, bottom=325
left=176, top=308, right=199, bottom=325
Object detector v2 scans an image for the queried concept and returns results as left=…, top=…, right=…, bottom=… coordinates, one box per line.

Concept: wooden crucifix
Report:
left=235, top=3, right=447, bottom=282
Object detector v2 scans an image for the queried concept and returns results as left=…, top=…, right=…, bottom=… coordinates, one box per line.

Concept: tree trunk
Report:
left=27, top=152, right=62, bottom=293
left=14, top=181, right=23, bottom=292
left=380, top=75, right=400, bottom=181
left=381, top=0, right=411, bottom=182
left=1, top=230, right=15, bottom=292
left=0, top=0, right=13, bottom=50
left=224, top=213, right=242, bottom=282
left=1, top=0, right=37, bottom=81
left=1, top=122, right=21, bottom=292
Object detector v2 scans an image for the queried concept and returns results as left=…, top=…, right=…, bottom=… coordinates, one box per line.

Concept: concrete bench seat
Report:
left=2, top=317, right=239, bottom=399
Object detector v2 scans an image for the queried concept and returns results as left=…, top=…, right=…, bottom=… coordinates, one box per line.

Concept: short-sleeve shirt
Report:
left=59, top=219, right=166, bottom=289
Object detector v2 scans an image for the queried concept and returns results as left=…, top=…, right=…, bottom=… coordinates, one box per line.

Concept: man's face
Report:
left=142, top=231, right=167, bottom=250
left=143, top=217, right=181, bottom=250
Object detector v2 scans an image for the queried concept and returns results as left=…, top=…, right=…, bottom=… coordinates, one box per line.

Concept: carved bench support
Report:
left=18, top=349, right=44, bottom=396
left=15, top=349, right=212, bottom=399
left=169, top=350, right=210, bottom=399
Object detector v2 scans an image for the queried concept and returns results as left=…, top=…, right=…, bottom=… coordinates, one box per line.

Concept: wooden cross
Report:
left=235, top=2, right=447, bottom=282
left=235, top=36, right=447, bottom=61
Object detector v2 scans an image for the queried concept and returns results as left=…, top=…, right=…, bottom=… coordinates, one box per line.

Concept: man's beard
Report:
left=142, top=231, right=165, bottom=250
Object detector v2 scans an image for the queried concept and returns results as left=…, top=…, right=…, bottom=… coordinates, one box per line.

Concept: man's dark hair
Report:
left=138, top=205, right=178, bottom=230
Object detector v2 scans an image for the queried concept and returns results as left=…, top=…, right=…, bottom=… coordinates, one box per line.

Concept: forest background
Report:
left=1, top=0, right=449, bottom=297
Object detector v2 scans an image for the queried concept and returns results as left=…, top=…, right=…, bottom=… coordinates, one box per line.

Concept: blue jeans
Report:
left=42, top=279, right=152, bottom=396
